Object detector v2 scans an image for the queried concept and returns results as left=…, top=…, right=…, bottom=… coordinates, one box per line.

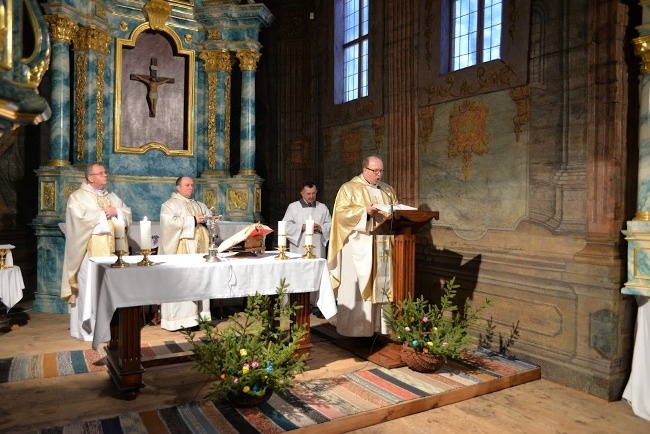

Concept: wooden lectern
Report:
left=371, top=210, right=439, bottom=304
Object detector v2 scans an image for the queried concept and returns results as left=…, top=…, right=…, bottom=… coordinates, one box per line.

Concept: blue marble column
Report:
left=236, top=49, right=261, bottom=175
left=622, top=3, right=650, bottom=296
left=44, top=14, right=77, bottom=166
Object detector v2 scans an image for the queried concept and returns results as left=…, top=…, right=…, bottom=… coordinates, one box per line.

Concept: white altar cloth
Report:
left=623, top=296, right=650, bottom=421
left=0, top=266, right=25, bottom=309
left=88, top=252, right=336, bottom=350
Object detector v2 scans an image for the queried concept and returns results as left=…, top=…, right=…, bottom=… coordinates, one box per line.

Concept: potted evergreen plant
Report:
left=382, top=277, right=492, bottom=372
left=183, top=278, right=308, bottom=406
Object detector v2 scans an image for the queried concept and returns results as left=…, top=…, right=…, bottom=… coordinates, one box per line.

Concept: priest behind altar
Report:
left=158, top=176, right=212, bottom=331
left=327, top=155, right=397, bottom=338
left=61, top=163, right=132, bottom=341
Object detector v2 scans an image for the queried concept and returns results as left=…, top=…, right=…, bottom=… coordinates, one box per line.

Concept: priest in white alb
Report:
left=327, top=155, right=397, bottom=338
left=159, top=176, right=212, bottom=331
left=61, top=163, right=131, bottom=341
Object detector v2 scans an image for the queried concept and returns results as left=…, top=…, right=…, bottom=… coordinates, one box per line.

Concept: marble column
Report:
left=236, top=49, right=261, bottom=176
left=44, top=14, right=77, bottom=166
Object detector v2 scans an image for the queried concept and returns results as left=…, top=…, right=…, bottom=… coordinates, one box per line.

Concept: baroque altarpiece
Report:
left=32, top=0, right=273, bottom=313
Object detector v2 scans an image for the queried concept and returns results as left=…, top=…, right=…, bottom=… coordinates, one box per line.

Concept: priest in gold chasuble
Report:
left=327, top=156, right=396, bottom=338
left=159, top=176, right=212, bottom=331
left=61, top=163, right=132, bottom=341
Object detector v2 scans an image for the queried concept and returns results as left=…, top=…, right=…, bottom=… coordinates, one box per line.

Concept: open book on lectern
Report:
left=373, top=203, right=418, bottom=214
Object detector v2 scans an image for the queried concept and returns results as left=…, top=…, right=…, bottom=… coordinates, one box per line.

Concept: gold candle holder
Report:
left=302, top=244, right=317, bottom=259
left=275, top=245, right=289, bottom=260
left=0, top=249, right=7, bottom=269
left=111, top=250, right=129, bottom=268
left=137, top=249, right=155, bottom=266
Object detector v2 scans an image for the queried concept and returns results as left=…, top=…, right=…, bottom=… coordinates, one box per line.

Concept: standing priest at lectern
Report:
left=327, top=155, right=398, bottom=338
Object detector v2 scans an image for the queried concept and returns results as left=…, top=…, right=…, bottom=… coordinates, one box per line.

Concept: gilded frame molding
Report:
left=114, top=22, right=195, bottom=157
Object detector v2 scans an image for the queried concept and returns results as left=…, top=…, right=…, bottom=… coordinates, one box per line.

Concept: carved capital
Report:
left=74, top=25, right=111, bottom=54
left=200, top=49, right=233, bottom=72
left=45, top=14, right=78, bottom=43
left=144, top=0, right=172, bottom=31
left=633, top=34, right=650, bottom=75
left=236, top=49, right=261, bottom=71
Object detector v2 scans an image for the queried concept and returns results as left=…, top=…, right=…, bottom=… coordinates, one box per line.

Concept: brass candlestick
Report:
left=275, top=245, right=289, bottom=260
left=137, top=248, right=155, bottom=266
left=0, top=249, right=7, bottom=269
left=302, top=244, right=317, bottom=259
left=111, top=250, right=129, bottom=268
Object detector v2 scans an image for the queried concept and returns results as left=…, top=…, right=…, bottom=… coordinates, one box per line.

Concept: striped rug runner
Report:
left=37, top=348, right=540, bottom=433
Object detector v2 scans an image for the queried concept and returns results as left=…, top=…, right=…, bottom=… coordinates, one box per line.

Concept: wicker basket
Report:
left=400, top=344, right=444, bottom=373
left=226, top=388, right=273, bottom=408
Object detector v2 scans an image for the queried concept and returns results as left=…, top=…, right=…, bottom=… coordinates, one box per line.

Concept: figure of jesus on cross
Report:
left=130, top=57, right=175, bottom=118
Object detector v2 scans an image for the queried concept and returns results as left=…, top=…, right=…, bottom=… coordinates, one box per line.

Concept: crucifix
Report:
left=130, top=57, right=175, bottom=118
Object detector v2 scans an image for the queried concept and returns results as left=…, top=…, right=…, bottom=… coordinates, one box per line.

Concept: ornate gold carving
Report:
left=236, top=49, right=261, bottom=71
left=634, top=211, right=650, bottom=221
left=75, top=53, right=87, bottom=161
left=207, top=29, right=222, bottom=40
left=28, top=58, right=50, bottom=86
left=420, top=105, right=435, bottom=153
left=447, top=100, right=490, bottom=181
left=40, top=181, right=56, bottom=211
left=96, top=57, right=106, bottom=162
left=204, top=189, right=217, bottom=209
left=373, top=117, right=384, bottom=151
left=1, top=0, right=12, bottom=70
left=207, top=72, right=217, bottom=169
left=225, top=74, right=231, bottom=165
left=633, top=34, right=650, bottom=75
left=227, top=188, right=249, bottom=211
left=200, top=49, right=233, bottom=72
left=74, top=25, right=111, bottom=54
left=255, top=188, right=261, bottom=212
left=45, top=14, right=78, bottom=43
left=510, top=85, right=529, bottom=141
left=144, top=0, right=172, bottom=31
left=426, top=64, right=516, bottom=102
left=120, top=21, right=128, bottom=32
left=63, top=182, right=79, bottom=200
left=46, top=159, right=72, bottom=166
left=185, top=34, right=192, bottom=43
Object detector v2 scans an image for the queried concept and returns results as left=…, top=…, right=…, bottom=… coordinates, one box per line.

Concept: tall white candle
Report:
left=115, top=236, right=127, bottom=253
left=113, top=219, right=126, bottom=252
left=140, top=216, right=152, bottom=250
left=304, top=234, right=313, bottom=246
left=278, top=235, right=286, bottom=247
left=278, top=220, right=287, bottom=235
left=305, top=216, right=314, bottom=235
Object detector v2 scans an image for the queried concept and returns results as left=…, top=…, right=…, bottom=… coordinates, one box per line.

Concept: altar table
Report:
left=0, top=266, right=25, bottom=309
left=88, top=252, right=336, bottom=398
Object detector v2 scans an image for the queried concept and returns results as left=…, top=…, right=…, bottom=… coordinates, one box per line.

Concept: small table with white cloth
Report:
left=88, top=251, right=337, bottom=399
left=0, top=244, right=24, bottom=310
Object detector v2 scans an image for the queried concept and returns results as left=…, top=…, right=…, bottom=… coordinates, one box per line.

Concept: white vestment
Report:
left=282, top=199, right=332, bottom=304
left=623, top=296, right=650, bottom=421
left=328, top=175, right=395, bottom=337
left=159, top=192, right=212, bottom=331
left=61, top=182, right=131, bottom=341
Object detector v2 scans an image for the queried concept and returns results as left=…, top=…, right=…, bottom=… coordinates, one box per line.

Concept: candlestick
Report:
left=278, top=220, right=287, bottom=235
left=275, top=245, right=289, bottom=260
left=305, top=216, right=314, bottom=235
left=111, top=250, right=129, bottom=268
left=140, top=216, right=152, bottom=250
left=137, top=248, right=155, bottom=266
left=302, top=244, right=317, bottom=259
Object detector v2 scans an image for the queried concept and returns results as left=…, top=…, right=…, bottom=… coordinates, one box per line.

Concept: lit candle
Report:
left=305, top=234, right=313, bottom=246
left=305, top=215, right=314, bottom=235
left=278, top=220, right=287, bottom=235
left=140, top=216, right=152, bottom=250
left=278, top=235, right=286, bottom=247
left=113, top=219, right=126, bottom=252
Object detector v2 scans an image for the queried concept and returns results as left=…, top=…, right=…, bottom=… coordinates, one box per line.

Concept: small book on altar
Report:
left=217, top=223, right=274, bottom=253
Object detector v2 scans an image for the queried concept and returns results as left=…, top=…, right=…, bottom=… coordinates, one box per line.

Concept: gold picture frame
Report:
left=114, top=22, right=195, bottom=156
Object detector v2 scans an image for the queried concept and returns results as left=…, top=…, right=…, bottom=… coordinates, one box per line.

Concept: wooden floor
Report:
left=0, top=301, right=648, bottom=434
